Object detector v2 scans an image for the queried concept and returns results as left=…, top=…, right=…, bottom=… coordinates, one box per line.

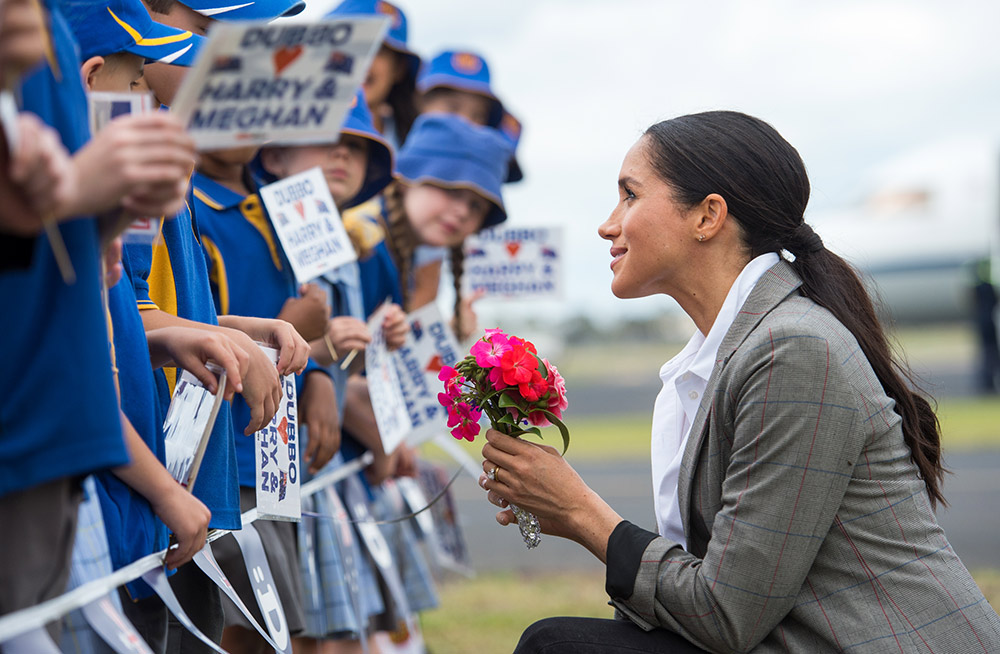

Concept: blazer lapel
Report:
left=676, top=259, right=804, bottom=543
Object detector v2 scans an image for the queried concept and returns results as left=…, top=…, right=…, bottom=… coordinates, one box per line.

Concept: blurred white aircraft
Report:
left=812, top=137, right=1000, bottom=325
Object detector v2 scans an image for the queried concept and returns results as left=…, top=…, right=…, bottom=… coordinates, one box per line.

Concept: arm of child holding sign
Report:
left=112, top=411, right=211, bottom=570
left=309, top=316, right=371, bottom=366
left=277, top=282, right=330, bottom=343
left=145, top=326, right=250, bottom=401
left=300, top=370, right=340, bottom=474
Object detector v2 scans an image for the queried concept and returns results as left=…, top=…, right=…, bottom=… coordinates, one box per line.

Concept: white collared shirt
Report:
left=650, top=252, right=780, bottom=544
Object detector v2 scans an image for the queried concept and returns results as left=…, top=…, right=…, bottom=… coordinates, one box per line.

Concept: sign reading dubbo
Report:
left=255, top=345, right=300, bottom=521
left=171, top=18, right=388, bottom=150
left=259, top=166, right=357, bottom=283
left=463, top=226, right=564, bottom=299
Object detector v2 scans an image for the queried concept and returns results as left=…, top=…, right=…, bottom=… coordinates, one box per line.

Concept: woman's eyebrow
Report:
left=618, top=176, right=642, bottom=189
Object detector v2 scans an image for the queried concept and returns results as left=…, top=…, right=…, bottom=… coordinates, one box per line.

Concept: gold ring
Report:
left=488, top=465, right=500, bottom=482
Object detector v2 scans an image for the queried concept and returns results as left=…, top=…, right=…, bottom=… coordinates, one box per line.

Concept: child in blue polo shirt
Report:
left=257, top=89, right=395, bottom=652
left=326, top=0, right=420, bottom=148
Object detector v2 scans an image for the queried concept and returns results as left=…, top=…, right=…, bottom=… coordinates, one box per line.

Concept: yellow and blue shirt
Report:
left=0, top=2, right=128, bottom=496
left=122, top=201, right=241, bottom=529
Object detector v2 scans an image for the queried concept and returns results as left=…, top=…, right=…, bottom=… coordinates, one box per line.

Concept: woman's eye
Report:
left=623, top=187, right=636, bottom=201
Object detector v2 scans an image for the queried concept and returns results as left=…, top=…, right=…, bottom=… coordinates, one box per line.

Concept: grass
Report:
left=420, top=569, right=1000, bottom=654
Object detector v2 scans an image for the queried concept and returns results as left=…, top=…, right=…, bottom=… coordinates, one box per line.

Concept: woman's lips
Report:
left=610, top=246, right=626, bottom=270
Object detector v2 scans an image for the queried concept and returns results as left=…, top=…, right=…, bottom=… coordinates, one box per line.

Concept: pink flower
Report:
left=488, top=342, right=535, bottom=391
left=438, top=366, right=464, bottom=399
left=447, top=401, right=482, bottom=442
left=518, top=369, right=550, bottom=403
left=543, top=359, right=569, bottom=418
left=470, top=332, right=511, bottom=368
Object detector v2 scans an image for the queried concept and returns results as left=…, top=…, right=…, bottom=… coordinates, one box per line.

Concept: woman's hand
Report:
left=480, top=429, right=622, bottom=562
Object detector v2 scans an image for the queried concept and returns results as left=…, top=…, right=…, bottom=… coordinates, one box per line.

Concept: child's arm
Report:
left=145, top=325, right=249, bottom=400
left=308, top=316, right=371, bottom=366
left=300, top=371, right=339, bottom=474
left=112, top=410, right=211, bottom=570
left=216, top=314, right=311, bottom=377
left=342, top=375, right=397, bottom=484
left=277, top=282, right=329, bottom=343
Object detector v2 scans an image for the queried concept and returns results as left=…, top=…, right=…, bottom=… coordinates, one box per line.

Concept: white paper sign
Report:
left=463, top=226, right=564, bottom=299
left=391, top=304, right=462, bottom=445
left=259, top=167, right=357, bottom=283
left=364, top=303, right=411, bottom=455
left=254, top=345, right=301, bottom=521
left=170, top=18, right=389, bottom=150
left=162, top=367, right=227, bottom=490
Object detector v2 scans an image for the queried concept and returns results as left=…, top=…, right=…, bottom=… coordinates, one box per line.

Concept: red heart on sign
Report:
left=425, top=354, right=443, bottom=373
left=278, top=416, right=288, bottom=445
left=274, top=45, right=303, bottom=75
left=294, top=200, right=305, bottom=219
left=506, top=242, right=521, bottom=257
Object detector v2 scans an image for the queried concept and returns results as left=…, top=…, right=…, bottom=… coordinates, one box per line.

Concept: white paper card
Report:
left=254, top=345, right=301, bottom=521
left=170, top=18, right=389, bottom=150
left=259, top=166, right=357, bottom=283
left=364, top=303, right=412, bottom=455
left=391, top=304, right=462, bottom=445
left=463, top=226, right=564, bottom=299
left=162, top=367, right=227, bottom=491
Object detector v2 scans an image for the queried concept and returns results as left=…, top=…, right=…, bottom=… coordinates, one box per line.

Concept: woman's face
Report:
left=403, top=184, right=491, bottom=248
left=364, top=46, right=405, bottom=108
left=266, top=136, right=369, bottom=208
left=599, top=137, right=698, bottom=299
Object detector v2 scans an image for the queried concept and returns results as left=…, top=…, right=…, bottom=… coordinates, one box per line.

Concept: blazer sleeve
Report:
left=608, top=322, right=868, bottom=653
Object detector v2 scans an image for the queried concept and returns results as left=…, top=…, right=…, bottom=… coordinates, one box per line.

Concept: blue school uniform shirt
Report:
left=0, top=3, right=128, bottom=496
left=194, top=172, right=315, bottom=488
left=121, top=203, right=241, bottom=529
left=97, top=275, right=167, bottom=599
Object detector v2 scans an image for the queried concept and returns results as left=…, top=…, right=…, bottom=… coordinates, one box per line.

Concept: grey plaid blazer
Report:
left=607, top=260, right=1000, bottom=653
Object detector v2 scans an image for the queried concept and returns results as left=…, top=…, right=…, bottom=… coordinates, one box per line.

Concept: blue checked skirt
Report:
left=297, top=456, right=384, bottom=639
left=58, top=476, right=122, bottom=654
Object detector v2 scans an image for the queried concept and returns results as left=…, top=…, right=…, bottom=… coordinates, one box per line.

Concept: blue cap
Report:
left=61, top=0, right=204, bottom=65
left=182, top=0, right=304, bottom=20
left=340, top=89, right=395, bottom=208
left=498, top=110, right=523, bottom=184
left=396, top=114, right=513, bottom=229
left=417, top=50, right=503, bottom=127
left=327, top=0, right=420, bottom=79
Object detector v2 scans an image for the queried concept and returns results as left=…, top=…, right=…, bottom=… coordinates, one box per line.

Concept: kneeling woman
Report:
left=481, top=111, right=1000, bottom=653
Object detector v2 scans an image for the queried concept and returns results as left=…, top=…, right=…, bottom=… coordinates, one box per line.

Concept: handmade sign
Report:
left=463, top=226, right=564, bottom=299
left=364, top=302, right=412, bottom=455
left=259, top=166, right=357, bottom=283
left=170, top=18, right=389, bottom=150
left=254, top=345, right=300, bottom=521
left=391, top=304, right=462, bottom=445
left=162, top=367, right=227, bottom=491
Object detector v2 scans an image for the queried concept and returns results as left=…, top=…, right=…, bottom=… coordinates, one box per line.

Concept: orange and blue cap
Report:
left=396, top=113, right=513, bottom=229
left=498, top=109, right=524, bottom=184
left=62, top=0, right=204, bottom=65
left=326, top=0, right=420, bottom=79
left=181, top=0, right=304, bottom=20
left=417, top=50, right=503, bottom=127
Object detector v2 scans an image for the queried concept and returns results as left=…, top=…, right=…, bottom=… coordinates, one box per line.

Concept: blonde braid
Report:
left=382, top=182, right=418, bottom=310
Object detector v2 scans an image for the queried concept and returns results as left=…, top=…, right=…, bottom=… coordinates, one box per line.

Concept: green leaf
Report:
left=496, top=413, right=516, bottom=426
left=497, top=393, right=519, bottom=409
left=537, top=410, right=571, bottom=455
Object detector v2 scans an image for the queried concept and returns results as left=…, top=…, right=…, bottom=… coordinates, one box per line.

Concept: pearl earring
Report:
left=697, top=234, right=706, bottom=242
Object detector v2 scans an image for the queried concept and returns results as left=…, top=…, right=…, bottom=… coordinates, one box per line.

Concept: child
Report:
left=417, top=50, right=503, bottom=129
left=326, top=0, right=420, bottom=148
left=257, top=89, right=396, bottom=653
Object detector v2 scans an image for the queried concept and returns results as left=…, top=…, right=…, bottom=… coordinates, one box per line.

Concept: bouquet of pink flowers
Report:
left=438, top=328, right=569, bottom=548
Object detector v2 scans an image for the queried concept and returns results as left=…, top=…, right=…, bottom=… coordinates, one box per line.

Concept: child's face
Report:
left=364, top=46, right=405, bottom=108
left=403, top=184, right=490, bottom=248
left=421, top=89, right=493, bottom=127
left=265, top=135, right=369, bottom=209
left=142, top=1, right=213, bottom=106
left=86, top=53, right=144, bottom=93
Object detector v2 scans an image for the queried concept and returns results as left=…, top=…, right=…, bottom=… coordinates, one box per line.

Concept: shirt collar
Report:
left=192, top=171, right=247, bottom=210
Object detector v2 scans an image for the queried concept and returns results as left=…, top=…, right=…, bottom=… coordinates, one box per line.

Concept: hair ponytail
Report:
left=382, top=181, right=417, bottom=310
left=644, top=111, right=946, bottom=507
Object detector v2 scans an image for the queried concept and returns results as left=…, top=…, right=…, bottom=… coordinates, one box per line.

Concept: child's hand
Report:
left=327, top=316, right=371, bottom=354
left=382, top=303, right=409, bottom=351
left=278, top=283, right=329, bottom=342
left=65, top=113, right=196, bottom=222
left=102, top=237, right=123, bottom=288
left=145, top=326, right=249, bottom=401
left=0, top=113, right=77, bottom=234
left=153, top=484, right=211, bottom=570
left=392, top=442, right=418, bottom=479
left=220, top=315, right=311, bottom=376
left=301, top=371, right=340, bottom=474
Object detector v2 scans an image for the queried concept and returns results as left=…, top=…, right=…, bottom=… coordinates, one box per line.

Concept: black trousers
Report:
left=514, top=617, right=708, bottom=654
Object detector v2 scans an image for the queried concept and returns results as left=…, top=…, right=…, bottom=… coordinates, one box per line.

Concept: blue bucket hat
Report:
left=396, top=114, right=513, bottom=229
left=182, top=0, right=304, bottom=20
left=62, top=0, right=205, bottom=66
left=251, top=90, right=395, bottom=209
left=326, top=0, right=420, bottom=79
left=340, top=89, right=395, bottom=208
left=498, top=109, right=524, bottom=184
left=417, top=50, right=503, bottom=127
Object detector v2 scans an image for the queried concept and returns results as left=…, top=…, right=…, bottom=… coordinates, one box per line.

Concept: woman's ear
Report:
left=694, top=193, right=729, bottom=242
left=80, top=56, right=105, bottom=92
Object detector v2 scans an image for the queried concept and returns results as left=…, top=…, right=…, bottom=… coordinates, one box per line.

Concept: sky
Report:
left=298, top=0, right=1000, bottom=327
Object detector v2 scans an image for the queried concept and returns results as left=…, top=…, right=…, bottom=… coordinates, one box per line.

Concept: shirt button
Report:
left=681, top=373, right=691, bottom=382
left=688, top=390, right=699, bottom=400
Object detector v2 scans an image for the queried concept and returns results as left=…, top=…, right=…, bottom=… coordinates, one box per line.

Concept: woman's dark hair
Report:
left=644, top=111, right=947, bottom=507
